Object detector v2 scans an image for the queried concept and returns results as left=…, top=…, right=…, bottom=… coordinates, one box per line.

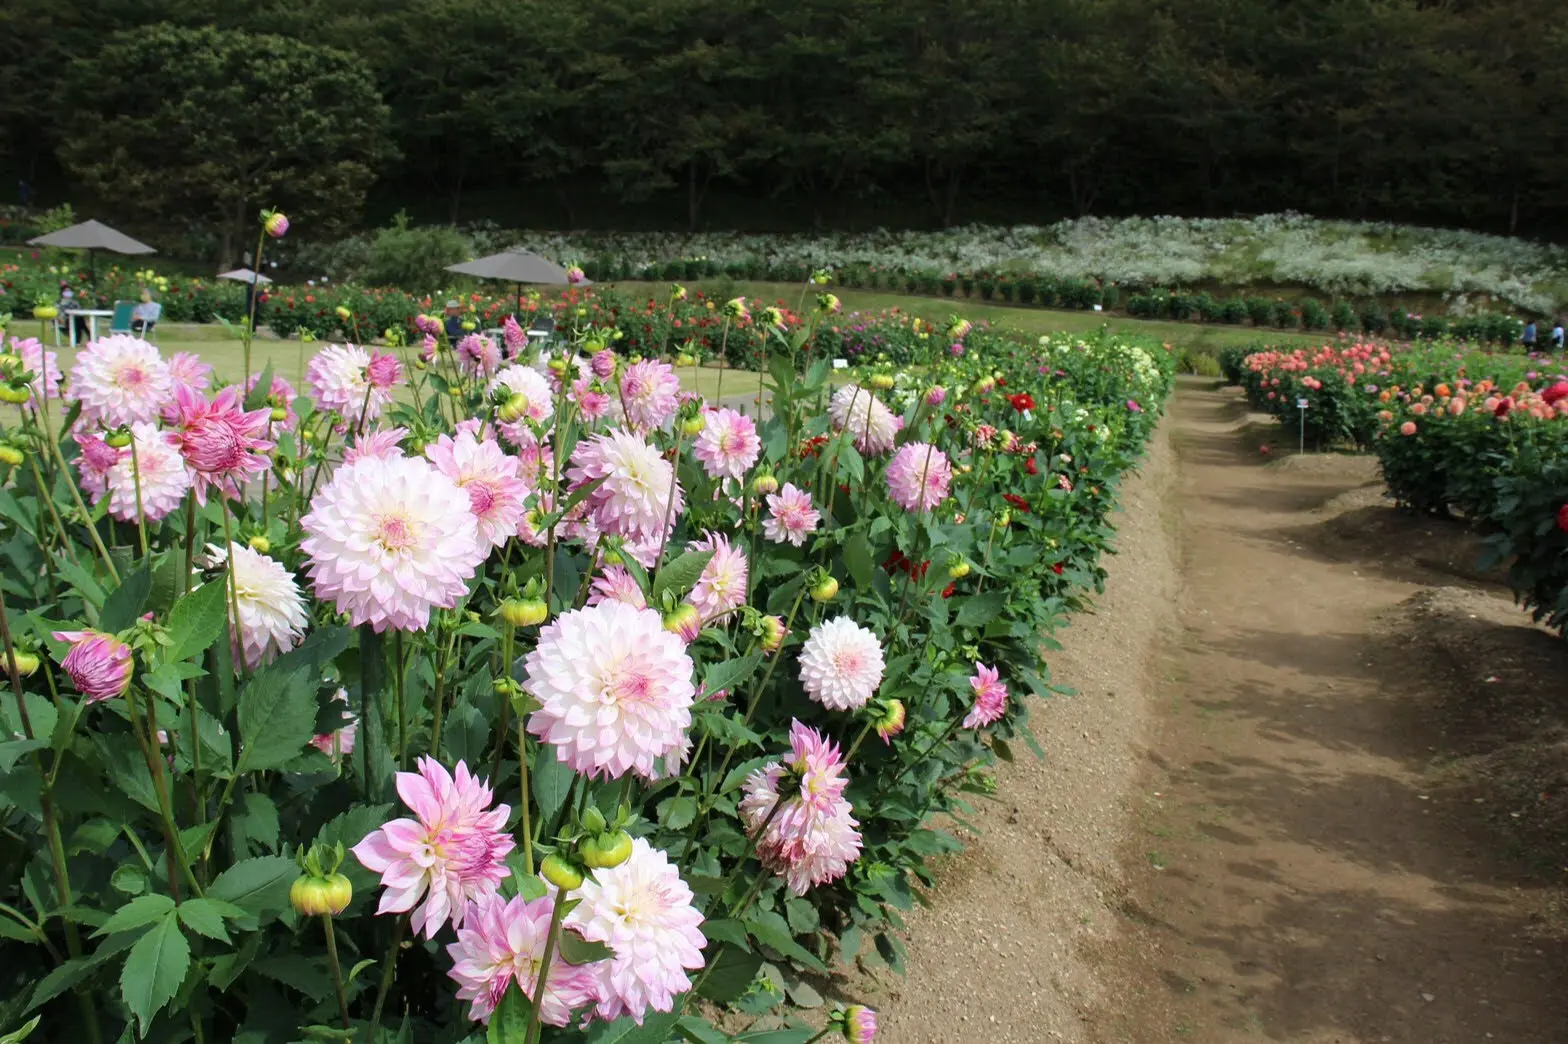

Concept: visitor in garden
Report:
left=1522, top=319, right=1537, bottom=349
left=131, top=287, right=161, bottom=335
left=1552, top=320, right=1565, bottom=350
left=443, top=298, right=465, bottom=339
left=57, top=286, right=89, bottom=342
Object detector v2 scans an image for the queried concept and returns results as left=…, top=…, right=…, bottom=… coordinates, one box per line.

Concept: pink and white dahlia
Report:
left=828, top=384, right=898, bottom=456
left=487, top=364, right=555, bottom=446
left=245, top=371, right=299, bottom=430
left=367, top=349, right=403, bottom=392
left=566, top=837, right=707, bottom=1023
left=167, top=352, right=212, bottom=401
left=342, top=426, right=409, bottom=465
left=446, top=892, right=599, bottom=1026
left=300, top=454, right=485, bottom=632
left=103, top=423, right=193, bottom=522
left=567, top=430, right=683, bottom=543
left=52, top=629, right=134, bottom=703
left=587, top=565, right=648, bottom=609
left=884, top=442, right=952, bottom=513
left=73, top=431, right=119, bottom=500
left=523, top=601, right=696, bottom=780
left=168, top=384, right=275, bottom=504
left=571, top=375, right=615, bottom=424
left=685, top=532, right=748, bottom=623
left=739, top=720, right=862, bottom=895
left=838, top=1005, right=879, bottom=1043
left=456, top=334, right=500, bottom=378
left=10, top=336, right=60, bottom=407
left=306, top=344, right=395, bottom=422
left=963, top=663, right=1009, bottom=729
left=617, top=359, right=680, bottom=432
left=352, top=756, right=515, bottom=939
left=204, top=543, right=308, bottom=668
left=310, top=688, right=357, bottom=761
left=513, top=432, right=553, bottom=489
left=799, top=618, right=885, bottom=711
left=425, top=430, right=528, bottom=549
left=69, top=334, right=172, bottom=427
left=763, top=483, right=821, bottom=547
left=691, top=407, right=761, bottom=480
left=501, top=315, right=527, bottom=357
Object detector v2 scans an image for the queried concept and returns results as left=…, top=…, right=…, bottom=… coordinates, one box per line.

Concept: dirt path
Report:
left=871, top=378, right=1568, bottom=1043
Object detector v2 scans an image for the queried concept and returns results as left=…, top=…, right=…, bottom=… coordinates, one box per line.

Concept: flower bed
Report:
left=1230, top=338, right=1568, bottom=637
left=0, top=232, right=1174, bottom=1044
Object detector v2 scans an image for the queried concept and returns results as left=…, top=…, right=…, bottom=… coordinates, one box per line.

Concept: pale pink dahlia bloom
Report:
left=306, top=344, right=395, bottom=422
left=617, top=359, right=681, bottom=432
left=512, top=432, right=554, bottom=489
left=103, top=422, right=193, bottom=522
left=203, top=543, right=308, bottom=668
left=963, top=663, right=1009, bottom=729
left=425, top=429, right=528, bottom=549
left=300, top=454, right=485, bottom=632
left=567, top=430, right=683, bottom=543
left=168, top=384, right=275, bottom=504
left=565, top=837, right=707, bottom=1023
left=587, top=565, right=648, bottom=609
left=367, top=349, right=403, bottom=391
left=310, top=688, right=357, bottom=761
left=685, top=531, right=748, bottom=623
left=739, top=720, right=862, bottom=895
left=52, top=629, right=134, bottom=703
left=342, top=426, right=409, bottom=465
left=763, top=483, right=820, bottom=547
left=166, top=352, right=212, bottom=401
left=523, top=601, right=696, bottom=780
left=691, top=407, right=761, bottom=480
left=10, top=336, right=61, bottom=407
left=352, top=757, right=515, bottom=940
left=799, top=617, right=885, bottom=711
left=456, top=334, right=500, bottom=378
left=884, top=442, right=952, bottom=513
left=69, top=334, right=172, bottom=427
left=571, top=374, right=616, bottom=424
left=487, top=364, right=555, bottom=446
left=828, top=384, right=897, bottom=456
left=446, top=892, right=599, bottom=1026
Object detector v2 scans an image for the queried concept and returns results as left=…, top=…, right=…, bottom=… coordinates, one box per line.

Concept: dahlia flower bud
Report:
left=52, top=629, right=133, bottom=703
left=263, top=210, right=289, bottom=238
left=269, top=405, right=288, bottom=423
left=811, top=268, right=832, bottom=286
left=6, top=648, right=40, bottom=678
left=872, top=699, right=905, bottom=743
left=761, top=306, right=786, bottom=329
left=335, top=306, right=352, bottom=321
left=0, top=381, right=30, bottom=405
left=0, top=353, right=21, bottom=375
left=566, top=265, right=586, bottom=285
left=925, top=386, right=947, bottom=407
left=868, top=374, right=895, bottom=391
left=0, top=445, right=23, bottom=467
left=540, top=853, right=584, bottom=890
left=676, top=352, right=696, bottom=367
left=579, top=830, right=633, bottom=869
left=758, top=614, right=787, bottom=653
left=679, top=412, right=706, bottom=437
left=671, top=283, right=688, bottom=301
left=247, top=535, right=271, bottom=554
left=724, top=297, right=749, bottom=320
left=947, top=557, right=971, bottom=580
left=831, top=1004, right=879, bottom=1043
left=104, top=426, right=134, bottom=449
left=498, top=598, right=549, bottom=629
left=497, top=394, right=530, bottom=424
left=948, top=318, right=972, bottom=341
left=809, top=572, right=839, bottom=603
left=290, top=872, right=352, bottom=917
left=663, top=604, right=702, bottom=644
left=817, top=292, right=842, bottom=314
left=751, top=470, right=779, bottom=496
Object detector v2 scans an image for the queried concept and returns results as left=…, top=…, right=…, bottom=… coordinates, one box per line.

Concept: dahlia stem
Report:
left=127, top=435, right=149, bottom=561
left=652, top=429, right=688, bottom=573
left=393, top=630, right=408, bottom=772
left=243, top=225, right=266, bottom=384
left=217, top=500, right=247, bottom=680
left=517, top=719, right=533, bottom=877
left=524, top=884, right=570, bottom=1044
left=27, top=453, right=83, bottom=572
left=44, top=424, right=119, bottom=583
left=367, top=916, right=406, bottom=1041
left=843, top=719, right=876, bottom=764
left=321, top=915, right=351, bottom=1030
left=881, top=713, right=966, bottom=799
left=715, top=316, right=732, bottom=403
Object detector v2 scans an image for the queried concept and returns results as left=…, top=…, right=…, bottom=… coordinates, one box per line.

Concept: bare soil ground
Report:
left=868, top=377, right=1568, bottom=1043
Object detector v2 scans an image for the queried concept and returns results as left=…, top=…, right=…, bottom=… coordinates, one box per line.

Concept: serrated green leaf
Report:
left=99, top=564, right=152, bottom=633
left=164, top=577, right=229, bottom=663
left=699, top=651, right=762, bottom=701
left=244, top=362, right=274, bottom=412
left=584, top=1009, right=682, bottom=1044
left=177, top=898, right=236, bottom=943
left=695, top=947, right=763, bottom=1003
left=657, top=795, right=697, bottom=830
left=675, top=1015, right=728, bottom=1044
left=207, top=856, right=297, bottom=921
left=744, top=911, right=825, bottom=971
left=531, top=745, right=575, bottom=827
left=0, top=1015, right=41, bottom=1043
left=93, top=893, right=174, bottom=937
left=843, top=530, right=874, bottom=588
left=556, top=932, right=615, bottom=966
left=651, top=550, right=714, bottom=604
left=954, top=590, right=1008, bottom=628
left=486, top=981, right=533, bottom=1044
left=235, top=667, right=316, bottom=772
left=700, top=918, right=749, bottom=950
left=26, top=933, right=136, bottom=1011
left=119, top=911, right=189, bottom=1034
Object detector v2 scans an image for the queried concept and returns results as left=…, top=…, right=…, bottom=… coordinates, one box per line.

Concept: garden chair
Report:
left=107, top=301, right=135, bottom=336
left=134, top=302, right=161, bottom=343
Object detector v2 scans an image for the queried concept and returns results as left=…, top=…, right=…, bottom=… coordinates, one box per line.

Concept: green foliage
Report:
left=358, top=213, right=476, bottom=295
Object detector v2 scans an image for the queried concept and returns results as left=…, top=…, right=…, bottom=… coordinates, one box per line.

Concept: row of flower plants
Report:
left=1224, top=337, right=1568, bottom=637
left=0, top=213, right=1175, bottom=1043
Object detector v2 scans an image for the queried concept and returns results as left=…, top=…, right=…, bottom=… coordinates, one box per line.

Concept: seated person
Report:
left=131, top=289, right=161, bottom=335
left=57, top=288, right=90, bottom=343
left=443, top=299, right=466, bottom=340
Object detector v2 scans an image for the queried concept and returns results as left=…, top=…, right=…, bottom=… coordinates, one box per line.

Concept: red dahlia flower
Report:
left=1002, top=493, right=1030, bottom=512
left=1009, top=393, right=1035, bottom=413
left=1558, top=503, right=1568, bottom=533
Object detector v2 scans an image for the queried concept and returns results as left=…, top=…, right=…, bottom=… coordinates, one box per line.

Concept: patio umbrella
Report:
left=217, top=268, right=272, bottom=285
left=28, top=219, right=155, bottom=285
left=446, top=248, right=589, bottom=303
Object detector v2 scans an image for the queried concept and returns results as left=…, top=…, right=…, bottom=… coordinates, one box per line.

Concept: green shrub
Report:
left=1246, top=297, right=1275, bottom=325
left=1331, top=299, right=1356, bottom=330
left=1220, top=297, right=1249, bottom=324
left=1301, top=298, right=1330, bottom=330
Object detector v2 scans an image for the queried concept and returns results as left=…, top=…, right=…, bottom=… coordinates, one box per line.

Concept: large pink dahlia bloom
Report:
left=566, top=837, right=707, bottom=1023
left=963, top=663, right=1009, bottom=729
left=691, top=407, right=761, bottom=481
left=300, top=454, right=485, bottom=632
left=884, top=442, right=952, bottom=513
left=739, top=720, right=863, bottom=895
left=523, top=601, right=696, bottom=780
left=424, top=429, right=528, bottom=549
left=566, top=430, right=683, bottom=543
left=685, top=531, right=748, bottom=623
left=306, top=344, right=396, bottom=422
left=69, top=334, right=173, bottom=427
left=762, top=483, right=820, bottom=547
left=828, top=384, right=898, bottom=456
left=102, top=422, right=193, bottom=522
left=352, top=757, right=514, bottom=939
left=617, top=359, right=681, bottom=432
left=799, top=617, right=885, bottom=711
left=168, top=384, right=275, bottom=504
left=445, top=892, right=599, bottom=1025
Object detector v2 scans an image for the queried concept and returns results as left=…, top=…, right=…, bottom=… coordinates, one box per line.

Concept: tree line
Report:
left=2, top=0, right=1564, bottom=259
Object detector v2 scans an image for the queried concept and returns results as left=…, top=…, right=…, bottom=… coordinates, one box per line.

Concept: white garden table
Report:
left=64, top=309, right=114, bottom=347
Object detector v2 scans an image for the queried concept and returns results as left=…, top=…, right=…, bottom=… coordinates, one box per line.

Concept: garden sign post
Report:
left=1297, top=397, right=1309, bottom=454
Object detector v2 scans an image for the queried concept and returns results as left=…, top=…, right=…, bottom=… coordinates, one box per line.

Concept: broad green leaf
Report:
left=238, top=792, right=280, bottom=850
left=556, top=932, right=615, bottom=966
left=695, top=947, right=763, bottom=1003
left=583, top=1009, right=682, bottom=1044
left=207, top=856, right=297, bottom=920
left=177, top=898, right=241, bottom=942
left=531, top=745, right=575, bottom=828
left=675, top=1015, right=728, bottom=1044
left=0, top=739, right=45, bottom=773
left=0, top=1015, right=41, bottom=1043
left=141, top=661, right=205, bottom=702
left=843, top=530, right=874, bottom=588
left=164, top=577, right=229, bottom=663
left=486, top=981, right=533, bottom=1044
left=954, top=590, right=1008, bottom=628
left=235, top=667, right=316, bottom=772
left=657, top=795, right=697, bottom=831
left=244, top=361, right=274, bottom=411
left=700, top=918, right=749, bottom=949
left=699, top=651, right=762, bottom=700
left=744, top=911, right=826, bottom=971
left=736, top=1031, right=817, bottom=1044
left=54, top=557, right=107, bottom=611
left=837, top=443, right=864, bottom=484
left=93, top=893, right=175, bottom=937
left=119, top=911, right=189, bottom=1034
left=26, top=933, right=136, bottom=1011
left=444, top=698, right=489, bottom=766
left=110, top=865, right=148, bottom=896
left=650, top=550, right=714, bottom=604
left=99, top=564, right=152, bottom=633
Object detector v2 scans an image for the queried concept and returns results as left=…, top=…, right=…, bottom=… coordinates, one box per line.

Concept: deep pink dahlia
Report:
left=306, top=344, right=395, bottom=423
left=963, top=663, right=1009, bottom=729
left=52, top=629, right=133, bottom=703
left=445, top=892, right=599, bottom=1025
left=168, top=384, right=275, bottom=504
left=617, top=359, right=681, bottom=432
left=456, top=334, right=500, bottom=378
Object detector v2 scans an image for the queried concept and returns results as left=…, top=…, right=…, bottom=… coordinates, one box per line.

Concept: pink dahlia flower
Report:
left=10, top=335, right=61, bottom=407
left=739, top=720, right=862, bottom=895
left=617, top=359, right=681, bottom=432
left=73, top=430, right=119, bottom=500
left=799, top=617, right=885, bottom=711
left=685, top=531, right=748, bottom=623
left=245, top=371, right=299, bottom=430
left=310, top=688, right=357, bottom=761
left=523, top=601, right=696, bottom=780
left=204, top=543, right=308, bottom=668
left=425, top=429, right=528, bottom=549
left=925, top=386, right=947, bottom=407
left=565, top=837, right=707, bottom=1023
left=306, top=344, right=395, bottom=423
left=567, top=430, right=683, bottom=543
left=168, top=384, right=275, bottom=504
left=103, top=422, right=194, bottom=522
left=587, top=565, right=648, bottom=609
left=828, top=384, right=897, bottom=456
left=342, top=426, right=409, bottom=465
left=691, top=407, right=761, bottom=480
left=456, top=334, right=500, bottom=378
left=487, top=364, right=555, bottom=446
left=52, top=629, right=133, bottom=703
left=963, top=663, right=1009, bottom=729
left=166, top=352, right=212, bottom=402
left=763, top=483, right=820, bottom=547
left=446, top=892, right=599, bottom=1025
left=300, top=454, right=486, bottom=632
left=571, top=374, right=615, bottom=424
left=501, top=315, right=527, bottom=357
left=69, top=334, right=172, bottom=427
left=352, top=756, right=514, bottom=939
left=884, top=442, right=952, bottom=513
left=591, top=349, right=617, bottom=379
left=367, top=349, right=403, bottom=390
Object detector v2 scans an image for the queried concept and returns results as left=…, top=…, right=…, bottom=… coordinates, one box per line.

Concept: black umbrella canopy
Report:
left=28, top=219, right=155, bottom=255
left=446, top=249, right=590, bottom=287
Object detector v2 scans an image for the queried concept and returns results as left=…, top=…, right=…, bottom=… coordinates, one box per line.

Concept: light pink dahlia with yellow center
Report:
left=692, top=407, right=761, bottom=480
left=352, top=757, right=515, bottom=939
left=884, top=442, right=952, bottom=513
left=445, top=892, right=599, bottom=1025
left=523, top=601, right=696, bottom=780
left=567, top=429, right=683, bottom=543
left=69, top=334, right=173, bottom=427
left=617, top=359, right=681, bottom=432
left=306, top=344, right=395, bottom=422
left=424, top=429, right=528, bottom=549
left=740, top=720, right=863, bottom=895
left=300, top=454, right=485, bottom=632
left=587, top=565, right=648, bottom=609
left=684, top=531, right=748, bottom=623
left=799, top=617, right=885, bottom=711
left=102, top=422, right=194, bottom=522
left=565, top=837, right=707, bottom=1023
